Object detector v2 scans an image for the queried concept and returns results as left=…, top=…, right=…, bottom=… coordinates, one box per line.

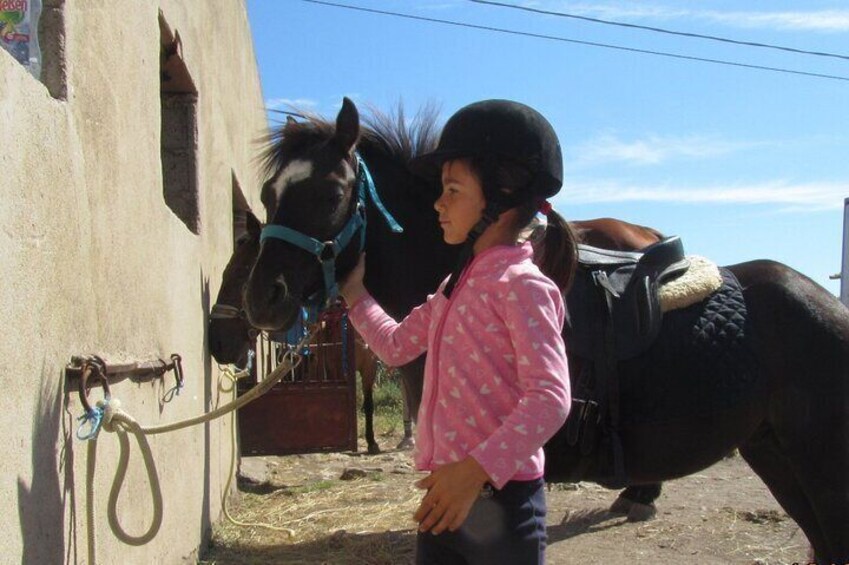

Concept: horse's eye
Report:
left=318, top=187, right=344, bottom=208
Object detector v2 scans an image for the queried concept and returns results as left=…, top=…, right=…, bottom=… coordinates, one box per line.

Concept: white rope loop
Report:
left=84, top=327, right=316, bottom=562
left=105, top=413, right=164, bottom=546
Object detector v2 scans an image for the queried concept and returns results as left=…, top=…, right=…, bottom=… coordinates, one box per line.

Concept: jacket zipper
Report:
left=423, top=255, right=481, bottom=467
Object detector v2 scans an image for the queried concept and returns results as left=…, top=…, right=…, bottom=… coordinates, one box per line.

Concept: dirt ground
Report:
left=200, top=433, right=809, bottom=565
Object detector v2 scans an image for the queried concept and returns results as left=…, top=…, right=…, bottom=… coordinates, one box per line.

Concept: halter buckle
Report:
left=319, top=241, right=338, bottom=262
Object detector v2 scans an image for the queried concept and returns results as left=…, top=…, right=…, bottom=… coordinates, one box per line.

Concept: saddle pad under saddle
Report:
left=658, top=255, right=723, bottom=313
left=616, top=267, right=761, bottom=425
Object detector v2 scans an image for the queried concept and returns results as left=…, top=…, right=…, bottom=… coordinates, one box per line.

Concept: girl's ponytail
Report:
left=533, top=209, right=577, bottom=294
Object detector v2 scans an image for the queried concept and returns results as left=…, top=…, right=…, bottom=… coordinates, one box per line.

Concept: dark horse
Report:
left=208, top=209, right=391, bottom=454
left=207, top=210, right=655, bottom=456
left=243, top=99, right=849, bottom=563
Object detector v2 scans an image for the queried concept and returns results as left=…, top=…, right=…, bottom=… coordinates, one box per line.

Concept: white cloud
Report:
left=571, top=133, right=761, bottom=167
left=701, top=10, right=849, bottom=33
left=530, top=2, right=849, bottom=32
left=265, top=97, right=319, bottom=111
left=559, top=179, right=847, bottom=211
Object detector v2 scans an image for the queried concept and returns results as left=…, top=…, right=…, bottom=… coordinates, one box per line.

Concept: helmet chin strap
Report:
left=443, top=201, right=505, bottom=297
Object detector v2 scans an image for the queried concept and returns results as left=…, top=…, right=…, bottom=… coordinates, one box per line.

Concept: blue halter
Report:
left=260, top=155, right=403, bottom=309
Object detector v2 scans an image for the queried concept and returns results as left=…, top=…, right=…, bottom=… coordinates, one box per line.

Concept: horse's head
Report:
left=209, top=210, right=262, bottom=366
left=244, top=98, right=365, bottom=331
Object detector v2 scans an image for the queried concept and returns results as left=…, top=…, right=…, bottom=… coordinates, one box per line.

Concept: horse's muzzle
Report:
left=243, top=277, right=301, bottom=331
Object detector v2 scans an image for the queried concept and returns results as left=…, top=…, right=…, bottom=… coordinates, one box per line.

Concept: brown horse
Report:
left=243, top=99, right=849, bottom=563
left=571, top=218, right=662, bottom=251
left=209, top=210, right=389, bottom=454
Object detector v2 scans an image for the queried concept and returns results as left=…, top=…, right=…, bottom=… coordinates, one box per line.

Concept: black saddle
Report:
left=561, top=236, right=690, bottom=488
left=564, top=236, right=690, bottom=361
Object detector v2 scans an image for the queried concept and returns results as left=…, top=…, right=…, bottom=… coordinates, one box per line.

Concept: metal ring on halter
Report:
left=78, top=358, right=112, bottom=415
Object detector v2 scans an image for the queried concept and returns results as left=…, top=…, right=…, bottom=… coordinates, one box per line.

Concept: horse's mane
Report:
left=260, top=102, right=442, bottom=178
left=360, top=102, right=442, bottom=164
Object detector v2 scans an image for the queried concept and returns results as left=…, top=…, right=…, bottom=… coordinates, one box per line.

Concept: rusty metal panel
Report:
left=238, top=385, right=356, bottom=455
left=238, top=315, right=358, bottom=455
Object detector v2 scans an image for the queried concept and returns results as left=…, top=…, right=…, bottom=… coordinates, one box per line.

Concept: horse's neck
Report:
left=358, top=147, right=458, bottom=319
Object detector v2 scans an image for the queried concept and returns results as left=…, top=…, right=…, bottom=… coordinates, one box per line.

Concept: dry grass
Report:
left=202, top=433, right=421, bottom=565
left=203, top=475, right=419, bottom=564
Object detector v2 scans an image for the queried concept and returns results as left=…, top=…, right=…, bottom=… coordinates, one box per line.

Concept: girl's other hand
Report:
left=413, top=457, right=490, bottom=535
left=340, top=253, right=367, bottom=306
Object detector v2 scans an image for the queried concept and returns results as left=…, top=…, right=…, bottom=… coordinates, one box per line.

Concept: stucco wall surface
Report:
left=0, top=1, right=267, bottom=562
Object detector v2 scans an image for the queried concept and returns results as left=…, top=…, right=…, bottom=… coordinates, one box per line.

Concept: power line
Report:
left=300, top=0, right=849, bottom=82
left=469, top=0, right=849, bottom=62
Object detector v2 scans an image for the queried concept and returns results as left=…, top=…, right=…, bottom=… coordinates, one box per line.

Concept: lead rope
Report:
left=84, top=328, right=315, bottom=565
left=217, top=356, right=296, bottom=536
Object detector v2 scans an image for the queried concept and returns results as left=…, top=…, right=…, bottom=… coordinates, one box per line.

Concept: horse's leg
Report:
left=610, top=484, right=662, bottom=522
left=763, top=388, right=849, bottom=564
left=738, top=425, right=827, bottom=563
left=354, top=333, right=381, bottom=454
left=362, top=369, right=380, bottom=454
left=397, top=388, right=415, bottom=450
left=732, top=261, right=849, bottom=563
left=396, top=356, right=425, bottom=450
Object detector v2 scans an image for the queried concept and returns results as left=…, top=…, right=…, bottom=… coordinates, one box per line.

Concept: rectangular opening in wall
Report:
left=160, top=12, right=199, bottom=234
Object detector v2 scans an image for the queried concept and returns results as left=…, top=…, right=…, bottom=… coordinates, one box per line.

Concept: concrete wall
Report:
left=0, top=1, right=267, bottom=562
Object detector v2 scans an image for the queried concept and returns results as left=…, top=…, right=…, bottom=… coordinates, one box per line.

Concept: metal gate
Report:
left=237, top=311, right=358, bottom=455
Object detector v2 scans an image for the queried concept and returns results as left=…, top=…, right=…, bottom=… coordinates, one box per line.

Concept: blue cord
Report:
left=76, top=407, right=105, bottom=441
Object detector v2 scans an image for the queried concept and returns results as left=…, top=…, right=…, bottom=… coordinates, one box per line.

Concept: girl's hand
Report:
left=413, top=457, right=491, bottom=535
left=340, top=253, right=367, bottom=306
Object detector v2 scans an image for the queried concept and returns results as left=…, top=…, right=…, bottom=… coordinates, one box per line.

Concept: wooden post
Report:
left=842, top=198, right=849, bottom=306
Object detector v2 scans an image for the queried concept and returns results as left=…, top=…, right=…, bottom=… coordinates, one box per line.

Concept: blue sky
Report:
left=246, top=0, right=849, bottom=295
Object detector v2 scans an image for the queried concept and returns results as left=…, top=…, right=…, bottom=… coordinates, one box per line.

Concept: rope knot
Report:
left=98, top=398, right=123, bottom=432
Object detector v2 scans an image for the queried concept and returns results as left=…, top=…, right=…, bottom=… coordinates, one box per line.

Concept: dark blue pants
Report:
left=416, top=478, right=547, bottom=565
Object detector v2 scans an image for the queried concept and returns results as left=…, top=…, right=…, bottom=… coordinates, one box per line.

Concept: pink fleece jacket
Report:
left=348, top=242, right=571, bottom=488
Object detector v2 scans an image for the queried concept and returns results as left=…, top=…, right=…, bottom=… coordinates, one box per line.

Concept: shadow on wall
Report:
left=199, top=272, right=213, bottom=553
left=17, top=360, right=66, bottom=565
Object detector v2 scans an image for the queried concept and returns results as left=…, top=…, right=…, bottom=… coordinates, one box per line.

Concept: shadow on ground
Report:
left=201, top=528, right=416, bottom=565
left=547, top=507, right=630, bottom=544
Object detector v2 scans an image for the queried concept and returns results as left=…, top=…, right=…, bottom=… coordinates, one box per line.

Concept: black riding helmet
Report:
left=410, top=99, right=564, bottom=296
left=410, top=99, right=563, bottom=208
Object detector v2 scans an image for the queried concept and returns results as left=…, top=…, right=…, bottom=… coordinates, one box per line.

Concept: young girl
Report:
left=340, top=99, right=575, bottom=564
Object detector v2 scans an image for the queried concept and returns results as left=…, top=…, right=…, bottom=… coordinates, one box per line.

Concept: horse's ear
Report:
left=333, top=97, right=360, bottom=155
left=245, top=210, right=261, bottom=239
left=284, top=115, right=298, bottom=130
left=260, top=179, right=275, bottom=221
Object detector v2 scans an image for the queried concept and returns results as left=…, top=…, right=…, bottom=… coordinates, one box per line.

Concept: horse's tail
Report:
left=534, top=209, right=578, bottom=294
